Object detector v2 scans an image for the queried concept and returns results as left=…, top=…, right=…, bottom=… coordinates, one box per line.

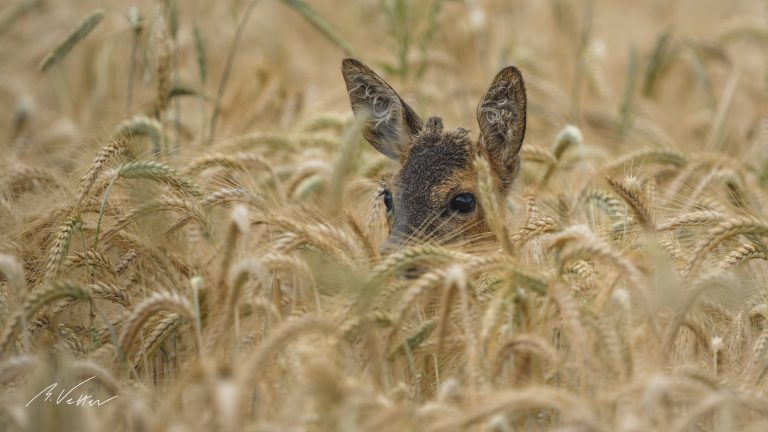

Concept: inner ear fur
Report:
left=476, top=66, right=527, bottom=191
left=341, top=58, right=422, bottom=161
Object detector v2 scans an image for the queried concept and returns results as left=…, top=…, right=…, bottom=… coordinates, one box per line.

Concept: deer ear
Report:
left=477, top=66, right=527, bottom=190
left=341, top=58, right=422, bottom=161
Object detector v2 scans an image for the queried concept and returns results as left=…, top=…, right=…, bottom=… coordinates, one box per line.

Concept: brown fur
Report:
left=341, top=59, right=527, bottom=251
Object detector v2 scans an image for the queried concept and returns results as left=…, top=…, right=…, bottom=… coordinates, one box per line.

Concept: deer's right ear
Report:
left=341, top=58, right=422, bottom=161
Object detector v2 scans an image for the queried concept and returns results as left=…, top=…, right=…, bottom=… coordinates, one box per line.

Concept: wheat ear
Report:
left=475, top=156, right=513, bottom=254
left=686, top=217, right=768, bottom=278
left=0, top=281, right=91, bottom=357
left=40, top=9, right=106, bottom=71
left=118, top=290, right=194, bottom=359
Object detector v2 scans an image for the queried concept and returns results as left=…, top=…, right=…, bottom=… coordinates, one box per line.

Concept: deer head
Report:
left=341, top=58, right=527, bottom=252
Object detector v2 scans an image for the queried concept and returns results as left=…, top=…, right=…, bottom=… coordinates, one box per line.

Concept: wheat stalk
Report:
left=0, top=254, right=25, bottom=296
left=40, top=9, right=105, bottom=71
left=0, top=355, right=38, bottom=386
left=70, top=359, right=121, bottom=395
left=522, top=146, right=557, bottom=168
left=75, top=139, right=128, bottom=205
left=428, top=387, right=597, bottom=431
left=102, top=196, right=206, bottom=241
left=63, top=249, right=114, bottom=275
left=656, top=210, right=724, bottom=232
left=279, top=0, right=355, bottom=56
left=720, top=242, right=767, bottom=268
left=239, top=315, right=336, bottom=390
left=112, top=116, right=164, bottom=156
left=0, top=281, right=91, bottom=357
left=492, top=334, right=560, bottom=379
left=132, top=312, right=183, bottom=371
left=153, top=13, right=172, bottom=119
left=686, top=217, right=768, bottom=278
left=435, top=267, right=459, bottom=358
left=388, top=318, right=436, bottom=360
left=581, top=188, right=627, bottom=219
left=475, top=155, right=513, bottom=253
left=345, top=210, right=377, bottom=260
left=207, top=0, right=259, bottom=144
left=270, top=217, right=362, bottom=261
left=299, top=113, right=350, bottom=133
left=370, top=244, right=471, bottom=281
left=511, top=216, right=558, bottom=249
left=540, top=125, right=583, bottom=186
left=115, top=161, right=203, bottom=197
left=607, top=176, right=654, bottom=230
left=1, top=166, right=59, bottom=199
left=607, top=148, right=687, bottom=172
left=118, top=290, right=194, bottom=359
left=43, top=216, right=82, bottom=282
left=114, top=249, right=138, bottom=276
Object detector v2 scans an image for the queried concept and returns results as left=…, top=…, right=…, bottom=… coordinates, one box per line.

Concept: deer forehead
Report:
left=395, top=127, right=476, bottom=205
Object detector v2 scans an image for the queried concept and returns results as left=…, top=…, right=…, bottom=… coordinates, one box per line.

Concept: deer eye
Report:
left=381, top=189, right=393, bottom=213
left=449, top=193, right=476, bottom=214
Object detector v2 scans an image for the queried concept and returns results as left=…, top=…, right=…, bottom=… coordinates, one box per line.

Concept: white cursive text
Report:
left=26, top=376, right=118, bottom=408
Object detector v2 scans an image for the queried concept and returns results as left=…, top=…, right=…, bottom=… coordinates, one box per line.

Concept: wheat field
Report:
left=1, top=0, right=768, bottom=430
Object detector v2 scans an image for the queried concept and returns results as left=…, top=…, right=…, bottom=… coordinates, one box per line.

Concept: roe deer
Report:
left=341, top=58, right=527, bottom=253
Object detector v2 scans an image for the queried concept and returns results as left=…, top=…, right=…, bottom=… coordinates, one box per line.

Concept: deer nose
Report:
left=380, top=225, right=431, bottom=255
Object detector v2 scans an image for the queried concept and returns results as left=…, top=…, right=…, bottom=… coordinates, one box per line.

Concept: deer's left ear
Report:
left=477, top=66, right=527, bottom=191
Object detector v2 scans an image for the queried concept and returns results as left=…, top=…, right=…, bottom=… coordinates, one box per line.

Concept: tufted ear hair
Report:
left=476, top=66, right=527, bottom=191
left=341, top=58, right=423, bottom=161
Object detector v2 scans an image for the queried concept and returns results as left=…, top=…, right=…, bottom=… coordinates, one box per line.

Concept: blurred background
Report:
left=1, top=0, right=766, bottom=172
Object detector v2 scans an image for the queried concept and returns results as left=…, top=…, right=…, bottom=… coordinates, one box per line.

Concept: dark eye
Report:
left=382, top=189, right=393, bottom=213
left=449, top=193, right=476, bottom=214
